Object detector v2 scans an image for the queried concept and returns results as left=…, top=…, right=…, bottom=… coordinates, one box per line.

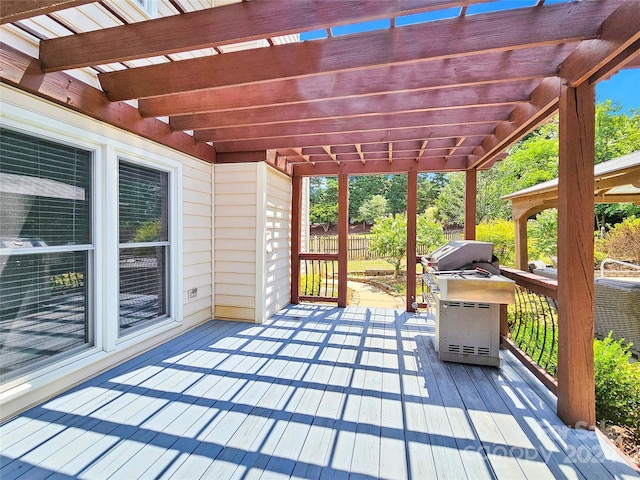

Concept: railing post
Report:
left=291, top=175, right=302, bottom=304
left=338, top=174, right=348, bottom=307
left=407, top=171, right=417, bottom=312
left=557, top=83, right=595, bottom=428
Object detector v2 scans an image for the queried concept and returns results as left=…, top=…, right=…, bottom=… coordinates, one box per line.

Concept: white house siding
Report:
left=182, top=161, right=214, bottom=324
left=213, top=163, right=259, bottom=322
left=0, top=85, right=213, bottom=420
left=213, top=163, right=292, bottom=323
left=263, top=164, right=292, bottom=321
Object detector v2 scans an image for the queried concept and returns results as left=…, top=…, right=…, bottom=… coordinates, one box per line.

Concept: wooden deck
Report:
left=1, top=305, right=638, bottom=479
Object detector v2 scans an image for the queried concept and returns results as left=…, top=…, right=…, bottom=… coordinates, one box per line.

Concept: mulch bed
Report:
left=601, top=423, right=640, bottom=467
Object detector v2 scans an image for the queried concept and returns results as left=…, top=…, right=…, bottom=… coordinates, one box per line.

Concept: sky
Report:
left=596, top=69, right=640, bottom=112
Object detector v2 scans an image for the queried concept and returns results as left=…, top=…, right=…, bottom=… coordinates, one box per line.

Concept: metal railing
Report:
left=298, top=253, right=339, bottom=303
left=500, top=267, right=559, bottom=394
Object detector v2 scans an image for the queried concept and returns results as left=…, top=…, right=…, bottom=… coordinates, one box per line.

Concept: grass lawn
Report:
left=348, top=258, right=408, bottom=272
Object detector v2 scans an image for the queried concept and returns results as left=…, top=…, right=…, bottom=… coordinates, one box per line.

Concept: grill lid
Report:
left=425, top=240, right=494, bottom=271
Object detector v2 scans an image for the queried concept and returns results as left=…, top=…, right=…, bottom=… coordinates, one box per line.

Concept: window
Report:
left=0, top=128, right=93, bottom=380
left=118, top=161, right=169, bottom=335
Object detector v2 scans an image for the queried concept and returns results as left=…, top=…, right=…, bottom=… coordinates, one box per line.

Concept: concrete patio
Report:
left=1, top=304, right=638, bottom=479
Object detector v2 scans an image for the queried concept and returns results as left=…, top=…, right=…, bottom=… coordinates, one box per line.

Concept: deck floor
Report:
left=1, top=305, right=638, bottom=479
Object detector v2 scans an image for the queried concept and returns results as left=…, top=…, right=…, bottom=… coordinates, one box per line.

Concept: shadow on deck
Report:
left=1, top=305, right=638, bottom=479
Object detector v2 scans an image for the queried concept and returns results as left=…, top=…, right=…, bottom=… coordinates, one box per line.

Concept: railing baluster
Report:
left=501, top=267, right=559, bottom=392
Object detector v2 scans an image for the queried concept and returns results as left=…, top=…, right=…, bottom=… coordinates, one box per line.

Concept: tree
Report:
left=369, top=213, right=445, bottom=277
left=417, top=215, right=446, bottom=253
left=386, top=174, right=407, bottom=214
left=309, top=176, right=338, bottom=230
left=309, top=204, right=338, bottom=231
left=369, top=214, right=407, bottom=277
left=348, top=175, right=388, bottom=220
left=434, top=102, right=640, bottom=228
left=357, top=195, right=388, bottom=226
left=595, top=101, right=640, bottom=163
left=528, top=209, right=558, bottom=261
left=435, top=172, right=465, bottom=227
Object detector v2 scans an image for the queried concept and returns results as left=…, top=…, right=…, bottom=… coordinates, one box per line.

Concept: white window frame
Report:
left=115, top=156, right=176, bottom=339
left=0, top=91, right=183, bottom=393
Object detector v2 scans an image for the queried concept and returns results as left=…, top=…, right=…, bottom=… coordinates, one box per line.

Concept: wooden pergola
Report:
left=503, top=150, right=640, bottom=270
left=2, top=0, right=640, bottom=431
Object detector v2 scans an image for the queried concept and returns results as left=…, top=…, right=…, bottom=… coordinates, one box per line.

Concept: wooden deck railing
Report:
left=298, top=253, right=339, bottom=303
left=500, top=267, right=559, bottom=394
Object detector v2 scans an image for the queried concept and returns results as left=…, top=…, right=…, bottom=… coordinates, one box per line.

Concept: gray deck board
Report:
left=1, top=305, right=638, bottom=480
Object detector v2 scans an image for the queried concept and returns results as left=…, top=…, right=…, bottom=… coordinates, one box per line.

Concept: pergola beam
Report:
left=168, top=82, right=529, bottom=131
left=214, top=123, right=496, bottom=153
left=355, top=144, right=365, bottom=164
left=294, top=156, right=467, bottom=177
left=322, top=146, right=339, bottom=164
left=467, top=77, right=562, bottom=169
left=39, top=0, right=485, bottom=72
left=195, top=105, right=513, bottom=143
left=138, top=47, right=569, bottom=118
left=559, top=1, right=640, bottom=86
left=98, top=2, right=612, bottom=102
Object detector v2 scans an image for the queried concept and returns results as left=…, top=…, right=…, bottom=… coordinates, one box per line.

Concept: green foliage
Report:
left=369, top=214, right=407, bottom=277
left=528, top=209, right=557, bottom=261
left=369, top=213, right=445, bottom=277
left=594, top=334, right=640, bottom=432
left=50, top=272, right=84, bottom=289
left=434, top=172, right=465, bottom=227
left=416, top=215, right=446, bottom=252
left=595, top=101, right=640, bottom=163
left=507, top=294, right=558, bottom=376
left=309, top=177, right=339, bottom=228
left=309, top=203, right=338, bottom=227
left=476, top=219, right=516, bottom=267
left=133, top=220, right=161, bottom=243
left=348, top=175, right=388, bottom=219
left=386, top=175, right=407, bottom=215
left=601, top=216, right=640, bottom=263
left=357, top=195, right=388, bottom=225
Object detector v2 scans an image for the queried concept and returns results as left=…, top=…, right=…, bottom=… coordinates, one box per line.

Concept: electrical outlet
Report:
left=188, top=288, right=198, bottom=299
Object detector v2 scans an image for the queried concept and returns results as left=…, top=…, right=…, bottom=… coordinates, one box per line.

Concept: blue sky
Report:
left=596, top=69, right=640, bottom=112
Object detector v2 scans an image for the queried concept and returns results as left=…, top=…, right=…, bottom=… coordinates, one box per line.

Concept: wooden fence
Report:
left=307, top=230, right=463, bottom=259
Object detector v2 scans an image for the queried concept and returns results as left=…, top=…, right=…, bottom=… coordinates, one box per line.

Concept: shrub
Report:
left=477, top=219, right=515, bottom=266
left=528, top=209, right=557, bottom=262
left=133, top=220, right=161, bottom=242
left=602, top=216, right=640, bottom=263
left=594, top=334, right=640, bottom=432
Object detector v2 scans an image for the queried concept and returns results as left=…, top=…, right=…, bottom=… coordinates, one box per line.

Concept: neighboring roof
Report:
left=503, top=151, right=640, bottom=218
left=0, top=172, right=85, bottom=200
left=1, top=0, right=639, bottom=176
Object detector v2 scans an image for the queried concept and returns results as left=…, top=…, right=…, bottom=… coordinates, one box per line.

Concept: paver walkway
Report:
left=347, top=280, right=406, bottom=309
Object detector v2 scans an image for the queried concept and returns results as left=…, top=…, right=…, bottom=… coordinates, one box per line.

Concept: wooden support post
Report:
left=557, top=83, right=596, bottom=429
left=514, top=215, right=529, bottom=271
left=464, top=168, right=477, bottom=240
left=406, top=171, right=417, bottom=312
left=291, top=175, right=302, bottom=304
left=338, top=174, right=349, bottom=308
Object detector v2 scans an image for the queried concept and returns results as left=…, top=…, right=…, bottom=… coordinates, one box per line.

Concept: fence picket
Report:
left=307, top=230, right=462, bottom=259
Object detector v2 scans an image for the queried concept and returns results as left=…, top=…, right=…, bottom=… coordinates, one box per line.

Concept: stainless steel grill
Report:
left=422, top=241, right=515, bottom=367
